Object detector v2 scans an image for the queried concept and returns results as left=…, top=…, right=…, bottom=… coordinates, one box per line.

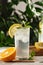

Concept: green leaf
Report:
left=11, top=0, right=19, bottom=5
left=7, top=8, right=14, bottom=17
left=11, top=0, right=28, bottom=4
left=30, top=51, right=35, bottom=57
left=13, top=12, right=22, bottom=23
left=35, top=1, right=43, bottom=7
left=0, top=31, right=5, bottom=42
left=6, top=2, right=14, bottom=17
left=6, top=2, right=13, bottom=7
left=28, top=51, right=35, bottom=60
left=18, top=10, right=24, bottom=14
left=35, top=7, right=43, bottom=12
left=5, top=36, right=13, bottom=44
left=20, top=0, right=28, bottom=3
left=28, top=57, right=33, bottom=60
left=3, top=36, right=14, bottom=46
left=26, top=4, right=34, bottom=18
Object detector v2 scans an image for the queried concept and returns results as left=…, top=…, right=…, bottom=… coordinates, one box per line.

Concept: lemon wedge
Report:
left=8, top=24, right=22, bottom=38
left=35, top=42, right=43, bottom=50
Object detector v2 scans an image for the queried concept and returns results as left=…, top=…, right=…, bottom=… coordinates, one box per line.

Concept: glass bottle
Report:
left=39, top=11, right=43, bottom=42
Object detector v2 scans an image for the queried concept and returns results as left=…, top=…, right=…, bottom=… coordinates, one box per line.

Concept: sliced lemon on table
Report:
left=8, top=24, right=22, bottom=38
left=0, top=47, right=16, bottom=61
left=35, top=42, right=43, bottom=50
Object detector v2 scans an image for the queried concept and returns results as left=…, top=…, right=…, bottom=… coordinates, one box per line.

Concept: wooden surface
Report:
left=9, top=46, right=43, bottom=62
left=0, top=46, right=43, bottom=63
left=30, top=46, right=43, bottom=56
left=0, top=47, right=43, bottom=65
left=12, top=59, right=35, bottom=62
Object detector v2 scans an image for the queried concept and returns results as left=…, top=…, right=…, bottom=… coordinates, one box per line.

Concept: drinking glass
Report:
left=15, top=28, right=30, bottom=59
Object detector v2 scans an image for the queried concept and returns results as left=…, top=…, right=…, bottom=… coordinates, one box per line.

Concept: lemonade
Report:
left=15, top=28, right=30, bottom=59
left=8, top=23, right=30, bottom=59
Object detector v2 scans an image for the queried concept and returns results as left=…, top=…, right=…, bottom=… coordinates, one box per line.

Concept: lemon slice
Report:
left=8, top=24, right=22, bottom=38
left=0, top=47, right=16, bottom=61
left=35, top=42, right=43, bottom=50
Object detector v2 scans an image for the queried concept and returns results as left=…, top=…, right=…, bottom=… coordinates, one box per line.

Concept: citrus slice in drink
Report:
left=8, top=24, right=22, bottom=38
left=0, top=47, right=16, bottom=61
left=35, top=42, right=43, bottom=50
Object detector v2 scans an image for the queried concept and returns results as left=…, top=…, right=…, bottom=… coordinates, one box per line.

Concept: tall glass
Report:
left=15, top=28, right=30, bottom=59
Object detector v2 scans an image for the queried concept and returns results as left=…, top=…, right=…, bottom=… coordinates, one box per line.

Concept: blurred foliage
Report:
left=0, top=31, right=14, bottom=47
left=0, top=0, right=43, bottom=46
left=28, top=51, right=35, bottom=60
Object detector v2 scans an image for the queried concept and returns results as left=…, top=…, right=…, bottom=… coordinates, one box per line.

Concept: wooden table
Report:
left=0, top=56, right=43, bottom=65
left=0, top=46, right=43, bottom=65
